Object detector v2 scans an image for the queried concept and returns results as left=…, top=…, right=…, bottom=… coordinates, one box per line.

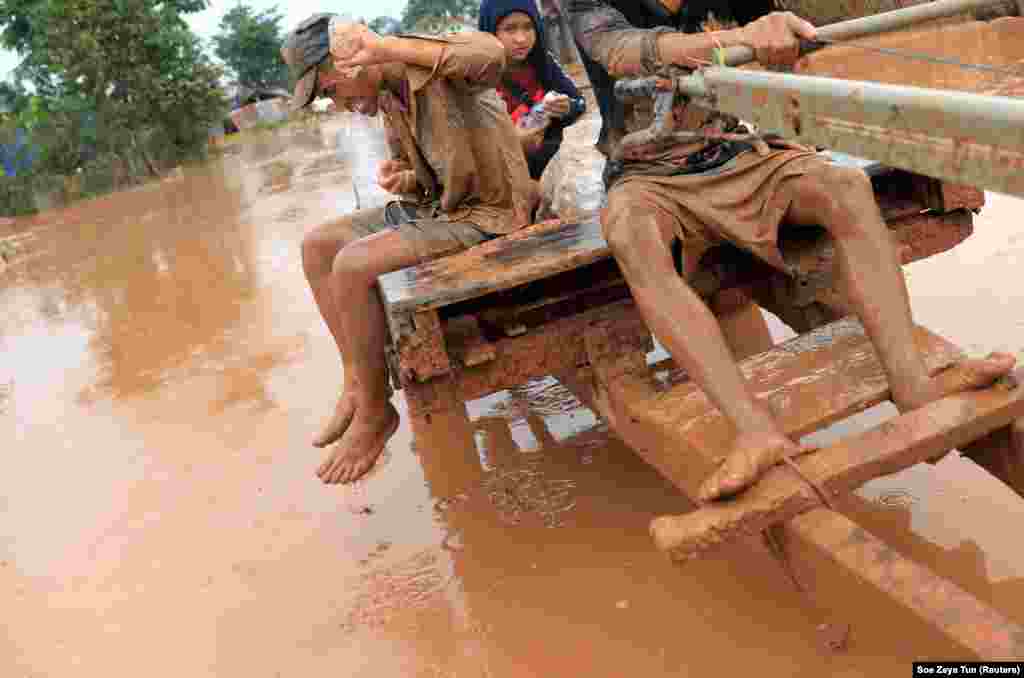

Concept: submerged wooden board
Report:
left=787, top=507, right=1024, bottom=660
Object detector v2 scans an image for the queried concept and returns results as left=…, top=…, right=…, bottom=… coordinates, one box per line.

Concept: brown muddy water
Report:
left=4, top=107, right=1024, bottom=677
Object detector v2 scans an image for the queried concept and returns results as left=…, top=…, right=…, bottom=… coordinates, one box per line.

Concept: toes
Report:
left=699, top=464, right=747, bottom=502
left=330, top=461, right=351, bottom=484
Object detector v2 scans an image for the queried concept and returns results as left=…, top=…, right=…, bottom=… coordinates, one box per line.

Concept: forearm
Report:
left=373, top=32, right=506, bottom=88
left=568, top=0, right=751, bottom=77
left=655, top=28, right=748, bottom=68
left=373, top=35, right=445, bottom=70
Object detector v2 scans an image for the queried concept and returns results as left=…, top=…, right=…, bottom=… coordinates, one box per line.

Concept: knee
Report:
left=806, top=165, right=879, bottom=235
left=301, top=228, right=335, bottom=279
left=330, top=241, right=376, bottom=289
left=302, top=220, right=355, bottom=278
left=602, top=197, right=662, bottom=264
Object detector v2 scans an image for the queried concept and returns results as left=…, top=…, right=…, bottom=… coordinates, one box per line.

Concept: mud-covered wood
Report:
left=583, top=318, right=1024, bottom=660
left=377, top=154, right=937, bottom=317
left=585, top=317, right=965, bottom=501
left=446, top=314, right=496, bottom=367
left=962, top=417, right=1024, bottom=498
left=787, top=507, right=1024, bottom=660
left=389, top=309, right=451, bottom=383
left=378, top=218, right=609, bottom=315
left=404, top=299, right=652, bottom=414
left=651, top=369, right=1024, bottom=559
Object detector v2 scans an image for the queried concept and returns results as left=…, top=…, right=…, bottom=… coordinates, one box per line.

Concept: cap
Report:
left=281, top=13, right=336, bottom=111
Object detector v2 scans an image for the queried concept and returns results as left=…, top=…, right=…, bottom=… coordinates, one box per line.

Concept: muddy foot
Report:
left=312, top=392, right=357, bottom=448
left=698, top=429, right=803, bottom=503
left=895, top=352, right=1016, bottom=412
left=316, top=404, right=400, bottom=484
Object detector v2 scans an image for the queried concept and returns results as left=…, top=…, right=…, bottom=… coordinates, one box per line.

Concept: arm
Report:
left=333, top=24, right=507, bottom=91
left=545, top=54, right=587, bottom=128
left=566, top=0, right=675, bottom=78
left=566, top=0, right=815, bottom=77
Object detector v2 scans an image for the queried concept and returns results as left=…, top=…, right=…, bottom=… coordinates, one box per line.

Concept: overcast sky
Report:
left=0, top=0, right=410, bottom=83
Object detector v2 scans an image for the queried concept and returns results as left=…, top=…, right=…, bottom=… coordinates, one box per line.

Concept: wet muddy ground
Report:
left=5, top=57, right=1024, bottom=675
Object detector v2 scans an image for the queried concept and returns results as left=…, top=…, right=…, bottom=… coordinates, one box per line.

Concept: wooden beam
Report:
left=585, top=317, right=965, bottom=498
left=650, top=368, right=1024, bottom=559
left=788, top=508, right=1024, bottom=660
left=962, top=417, right=1024, bottom=498
left=583, top=320, right=1024, bottom=660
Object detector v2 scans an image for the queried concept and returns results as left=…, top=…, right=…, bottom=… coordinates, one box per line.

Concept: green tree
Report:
left=212, top=3, right=289, bottom=91
left=0, top=0, right=225, bottom=178
left=401, top=0, right=479, bottom=32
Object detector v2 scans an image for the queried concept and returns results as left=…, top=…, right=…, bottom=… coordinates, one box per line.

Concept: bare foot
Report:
left=893, top=352, right=1017, bottom=412
left=316, top=404, right=400, bottom=484
left=698, top=429, right=803, bottom=503
left=312, top=392, right=357, bottom=448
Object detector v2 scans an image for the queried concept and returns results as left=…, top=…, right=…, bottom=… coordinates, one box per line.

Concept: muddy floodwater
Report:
left=4, top=107, right=1024, bottom=677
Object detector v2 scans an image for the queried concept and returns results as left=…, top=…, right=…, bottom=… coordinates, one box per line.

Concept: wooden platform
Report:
left=378, top=152, right=983, bottom=410
left=581, top=316, right=1024, bottom=659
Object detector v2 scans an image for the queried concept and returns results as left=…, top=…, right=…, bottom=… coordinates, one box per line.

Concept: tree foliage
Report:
left=212, top=3, right=289, bottom=91
left=401, top=0, right=479, bottom=32
left=0, top=0, right=225, bottom=179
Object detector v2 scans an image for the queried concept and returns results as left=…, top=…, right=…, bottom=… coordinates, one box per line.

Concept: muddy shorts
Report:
left=343, top=201, right=498, bottom=263
left=605, top=148, right=824, bottom=275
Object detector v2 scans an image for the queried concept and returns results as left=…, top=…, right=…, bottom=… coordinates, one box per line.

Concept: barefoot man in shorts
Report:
left=565, top=0, right=1016, bottom=501
left=284, top=15, right=536, bottom=483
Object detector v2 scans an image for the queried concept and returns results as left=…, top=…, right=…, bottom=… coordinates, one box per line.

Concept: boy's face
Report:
left=317, top=60, right=382, bottom=116
left=495, top=11, right=536, bottom=64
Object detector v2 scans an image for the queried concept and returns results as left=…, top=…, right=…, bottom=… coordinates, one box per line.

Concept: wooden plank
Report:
left=788, top=508, right=1024, bottom=660
left=446, top=314, right=496, bottom=367
left=651, top=368, right=1024, bottom=559
left=582, top=322, right=1024, bottom=660
left=378, top=218, right=609, bottom=315
left=392, top=309, right=451, bottom=383
left=962, top=417, right=1024, bottom=498
left=589, top=318, right=965, bottom=499
left=377, top=155, right=950, bottom=318
left=403, top=299, right=652, bottom=414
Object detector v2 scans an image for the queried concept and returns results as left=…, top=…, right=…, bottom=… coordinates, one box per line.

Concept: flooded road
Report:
left=4, top=108, right=1024, bottom=677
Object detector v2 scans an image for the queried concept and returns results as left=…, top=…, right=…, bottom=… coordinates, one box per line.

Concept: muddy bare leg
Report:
left=301, top=216, right=368, bottom=447
left=783, top=164, right=1014, bottom=411
left=316, top=230, right=420, bottom=484
left=602, top=191, right=800, bottom=503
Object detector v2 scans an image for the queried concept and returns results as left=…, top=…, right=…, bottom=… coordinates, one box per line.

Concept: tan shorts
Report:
left=345, top=201, right=497, bottom=263
left=606, top=148, right=824, bottom=275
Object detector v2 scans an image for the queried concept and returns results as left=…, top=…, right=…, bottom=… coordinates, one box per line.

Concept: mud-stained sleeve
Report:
left=566, top=0, right=671, bottom=77
left=383, top=116, right=409, bottom=164
left=398, top=32, right=506, bottom=92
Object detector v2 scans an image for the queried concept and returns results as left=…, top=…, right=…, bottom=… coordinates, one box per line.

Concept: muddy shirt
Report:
left=566, top=0, right=749, bottom=179
left=377, top=32, right=536, bottom=235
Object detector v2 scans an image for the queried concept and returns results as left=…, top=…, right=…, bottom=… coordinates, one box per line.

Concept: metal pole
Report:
left=720, top=0, right=1022, bottom=67
left=679, top=66, right=1024, bottom=196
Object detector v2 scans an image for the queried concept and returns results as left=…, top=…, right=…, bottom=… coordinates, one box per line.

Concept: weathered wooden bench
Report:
left=378, top=153, right=983, bottom=414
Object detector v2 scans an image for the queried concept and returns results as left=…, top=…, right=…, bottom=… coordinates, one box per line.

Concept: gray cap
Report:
left=281, top=13, right=336, bottom=111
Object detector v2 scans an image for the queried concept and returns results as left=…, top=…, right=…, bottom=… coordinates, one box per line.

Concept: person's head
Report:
left=478, top=0, right=543, bottom=67
left=494, top=11, right=536, bottom=64
left=282, top=13, right=384, bottom=116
